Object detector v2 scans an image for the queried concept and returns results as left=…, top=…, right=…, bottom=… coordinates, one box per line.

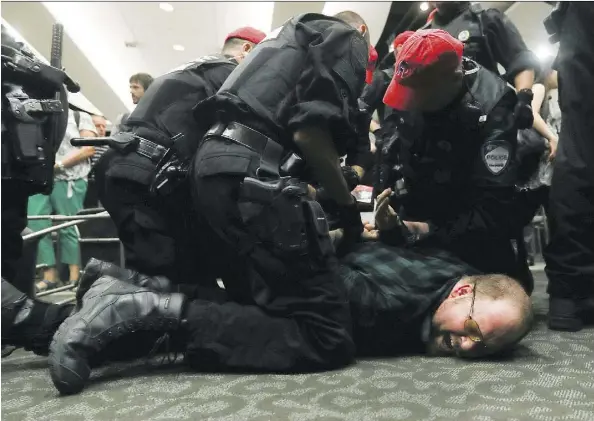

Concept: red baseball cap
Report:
left=366, top=46, right=379, bottom=84
left=225, top=27, right=266, bottom=45
left=383, top=29, right=463, bottom=111
left=393, top=31, right=414, bottom=51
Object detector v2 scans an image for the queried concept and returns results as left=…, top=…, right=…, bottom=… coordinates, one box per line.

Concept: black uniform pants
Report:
left=544, top=3, right=594, bottom=299
left=184, top=149, right=355, bottom=373
left=94, top=149, right=213, bottom=286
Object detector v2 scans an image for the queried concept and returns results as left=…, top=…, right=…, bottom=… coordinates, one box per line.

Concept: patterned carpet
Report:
left=2, top=268, right=593, bottom=421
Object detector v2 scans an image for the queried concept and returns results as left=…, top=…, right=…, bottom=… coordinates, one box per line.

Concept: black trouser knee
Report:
left=185, top=175, right=355, bottom=372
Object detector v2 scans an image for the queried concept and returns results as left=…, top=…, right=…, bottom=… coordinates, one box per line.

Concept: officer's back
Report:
left=193, top=13, right=368, bottom=158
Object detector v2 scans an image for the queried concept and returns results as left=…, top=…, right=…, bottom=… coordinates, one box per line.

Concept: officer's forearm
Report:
left=514, top=70, right=535, bottom=92
left=294, top=128, right=354, bottom=206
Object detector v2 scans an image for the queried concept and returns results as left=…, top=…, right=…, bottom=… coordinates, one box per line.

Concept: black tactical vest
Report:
left=423, top=5, right=498, bottom=74
left=126, top=54, right=237, bottom=159
left=388, top=59, right=513, bottom=219
left=210, top=13, right=367, bottom=150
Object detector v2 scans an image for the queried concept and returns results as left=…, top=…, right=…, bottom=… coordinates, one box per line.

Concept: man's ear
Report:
left=359, top=24, right=368, bottom=39
left=449, top=283, right=473, bottom=298
left=242, top=42, right=253, bottom=54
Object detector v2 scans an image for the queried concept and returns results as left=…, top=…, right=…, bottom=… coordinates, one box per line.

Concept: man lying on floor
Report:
left=2, top=229, right=532, bottom=395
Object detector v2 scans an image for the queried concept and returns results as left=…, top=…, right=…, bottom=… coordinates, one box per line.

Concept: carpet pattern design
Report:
left=2, top=271, right=593, bottom=421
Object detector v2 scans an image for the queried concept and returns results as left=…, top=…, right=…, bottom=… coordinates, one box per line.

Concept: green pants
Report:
left=27, top=179, right=88, bottom=267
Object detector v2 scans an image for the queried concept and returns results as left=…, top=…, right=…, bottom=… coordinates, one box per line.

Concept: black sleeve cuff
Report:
left=504, top=51, right=541, bottom=84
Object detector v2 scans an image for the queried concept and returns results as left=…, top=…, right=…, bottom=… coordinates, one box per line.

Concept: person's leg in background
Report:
left=50, top=179, right=88, bottom=284
left=27, top=192, right=57, bottom=291
left=544, top=3, right=594, bottom=331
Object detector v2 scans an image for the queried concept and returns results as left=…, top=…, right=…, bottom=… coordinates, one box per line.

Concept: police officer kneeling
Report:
left=47, top=12, right=372, bottom=394
left=92, top=27, right=265, bottom=287
left=377, top=30, right=531, bottom=293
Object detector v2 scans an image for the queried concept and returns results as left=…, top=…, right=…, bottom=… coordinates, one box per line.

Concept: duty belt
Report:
left=111, top=132, right=170, bottom=164
left=204, top=121, right=284, bottom=178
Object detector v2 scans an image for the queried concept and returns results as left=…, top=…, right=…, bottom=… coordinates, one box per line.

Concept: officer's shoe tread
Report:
left=49, top=275, right=185, bottom=395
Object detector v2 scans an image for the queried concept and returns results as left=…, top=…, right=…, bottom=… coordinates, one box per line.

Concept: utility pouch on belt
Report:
left=238, top=177, right=309, bottom=254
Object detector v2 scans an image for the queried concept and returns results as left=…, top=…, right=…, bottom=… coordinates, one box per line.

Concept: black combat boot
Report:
left=49, top=275, right=186, bottom=395
left=2, top=279, right=73, bottom=356
left=549, top=295, right=594, bottom=332
left=76, top=258, right=172, bottom=308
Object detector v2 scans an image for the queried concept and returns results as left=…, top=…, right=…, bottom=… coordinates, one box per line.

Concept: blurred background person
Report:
left=111, top=72, right=153, bottom=135
left=517, top=59, right=559, bottom=266
left=27, top=108, right=97, bottom=292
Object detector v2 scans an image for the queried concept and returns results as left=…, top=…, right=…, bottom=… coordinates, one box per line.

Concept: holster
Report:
left=238, top=177, right=333, bottom=261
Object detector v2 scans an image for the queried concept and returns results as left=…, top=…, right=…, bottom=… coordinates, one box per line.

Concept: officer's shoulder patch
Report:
left=481, top=141, right=511, bottom=175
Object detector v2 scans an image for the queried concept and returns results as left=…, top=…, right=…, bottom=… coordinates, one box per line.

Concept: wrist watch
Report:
left=56, top=161, right=65, bottom=171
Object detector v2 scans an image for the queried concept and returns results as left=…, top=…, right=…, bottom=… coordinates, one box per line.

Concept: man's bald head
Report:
left=429, top=274, right=533, bottom=359
left=334, top=11, right=370, bottom=45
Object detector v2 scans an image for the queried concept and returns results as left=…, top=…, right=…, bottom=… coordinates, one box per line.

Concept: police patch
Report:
left=482, top=141, right=511, bottom=175
left=458, top=30, right=470, bottom=42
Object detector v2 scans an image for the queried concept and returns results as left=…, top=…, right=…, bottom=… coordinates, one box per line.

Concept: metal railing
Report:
left=25, top=209, right=124, bottom=298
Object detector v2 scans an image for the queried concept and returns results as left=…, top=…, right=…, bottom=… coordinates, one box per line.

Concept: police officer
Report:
left=377, top=29, right=532, bottom=293
left=423, top=2, right=539, bottom=130
left=1, top=26, right=74, bottom=283
left=92, top=27, right=266, bottom=286
left=2, top=25, right=79, bottom=353
left=48, top=11, right=372, bottom=394
left=543, top=3, right=594, bottom=331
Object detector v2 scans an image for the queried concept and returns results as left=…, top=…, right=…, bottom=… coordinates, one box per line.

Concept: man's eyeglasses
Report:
left=464, top=282, right=485, bottom=344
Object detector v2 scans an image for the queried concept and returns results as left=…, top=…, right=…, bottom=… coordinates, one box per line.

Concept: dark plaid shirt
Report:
left=338, top=242, right=480, bottom=355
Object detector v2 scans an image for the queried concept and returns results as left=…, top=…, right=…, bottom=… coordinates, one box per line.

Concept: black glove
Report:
left=341, top=166, right=361, bottom=191
left=514, top=89, right=534, bottom=130
left=335, top=199, right=363, bottom=257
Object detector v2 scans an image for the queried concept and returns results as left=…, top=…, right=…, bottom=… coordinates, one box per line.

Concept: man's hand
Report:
left=330, top=225, right=378, bottom=251
left=361, top=222, right=379, bottom=241
left=403, top=221, right=431, bottom=239
left=548, top=136, right=558, bottom=161
left=375, top=188, right=399, bottom=231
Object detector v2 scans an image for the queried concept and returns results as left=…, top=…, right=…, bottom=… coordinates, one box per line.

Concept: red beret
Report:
left=383, top=29, right=463, bottom=111
left=225, top=27, right=266, bottom=45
